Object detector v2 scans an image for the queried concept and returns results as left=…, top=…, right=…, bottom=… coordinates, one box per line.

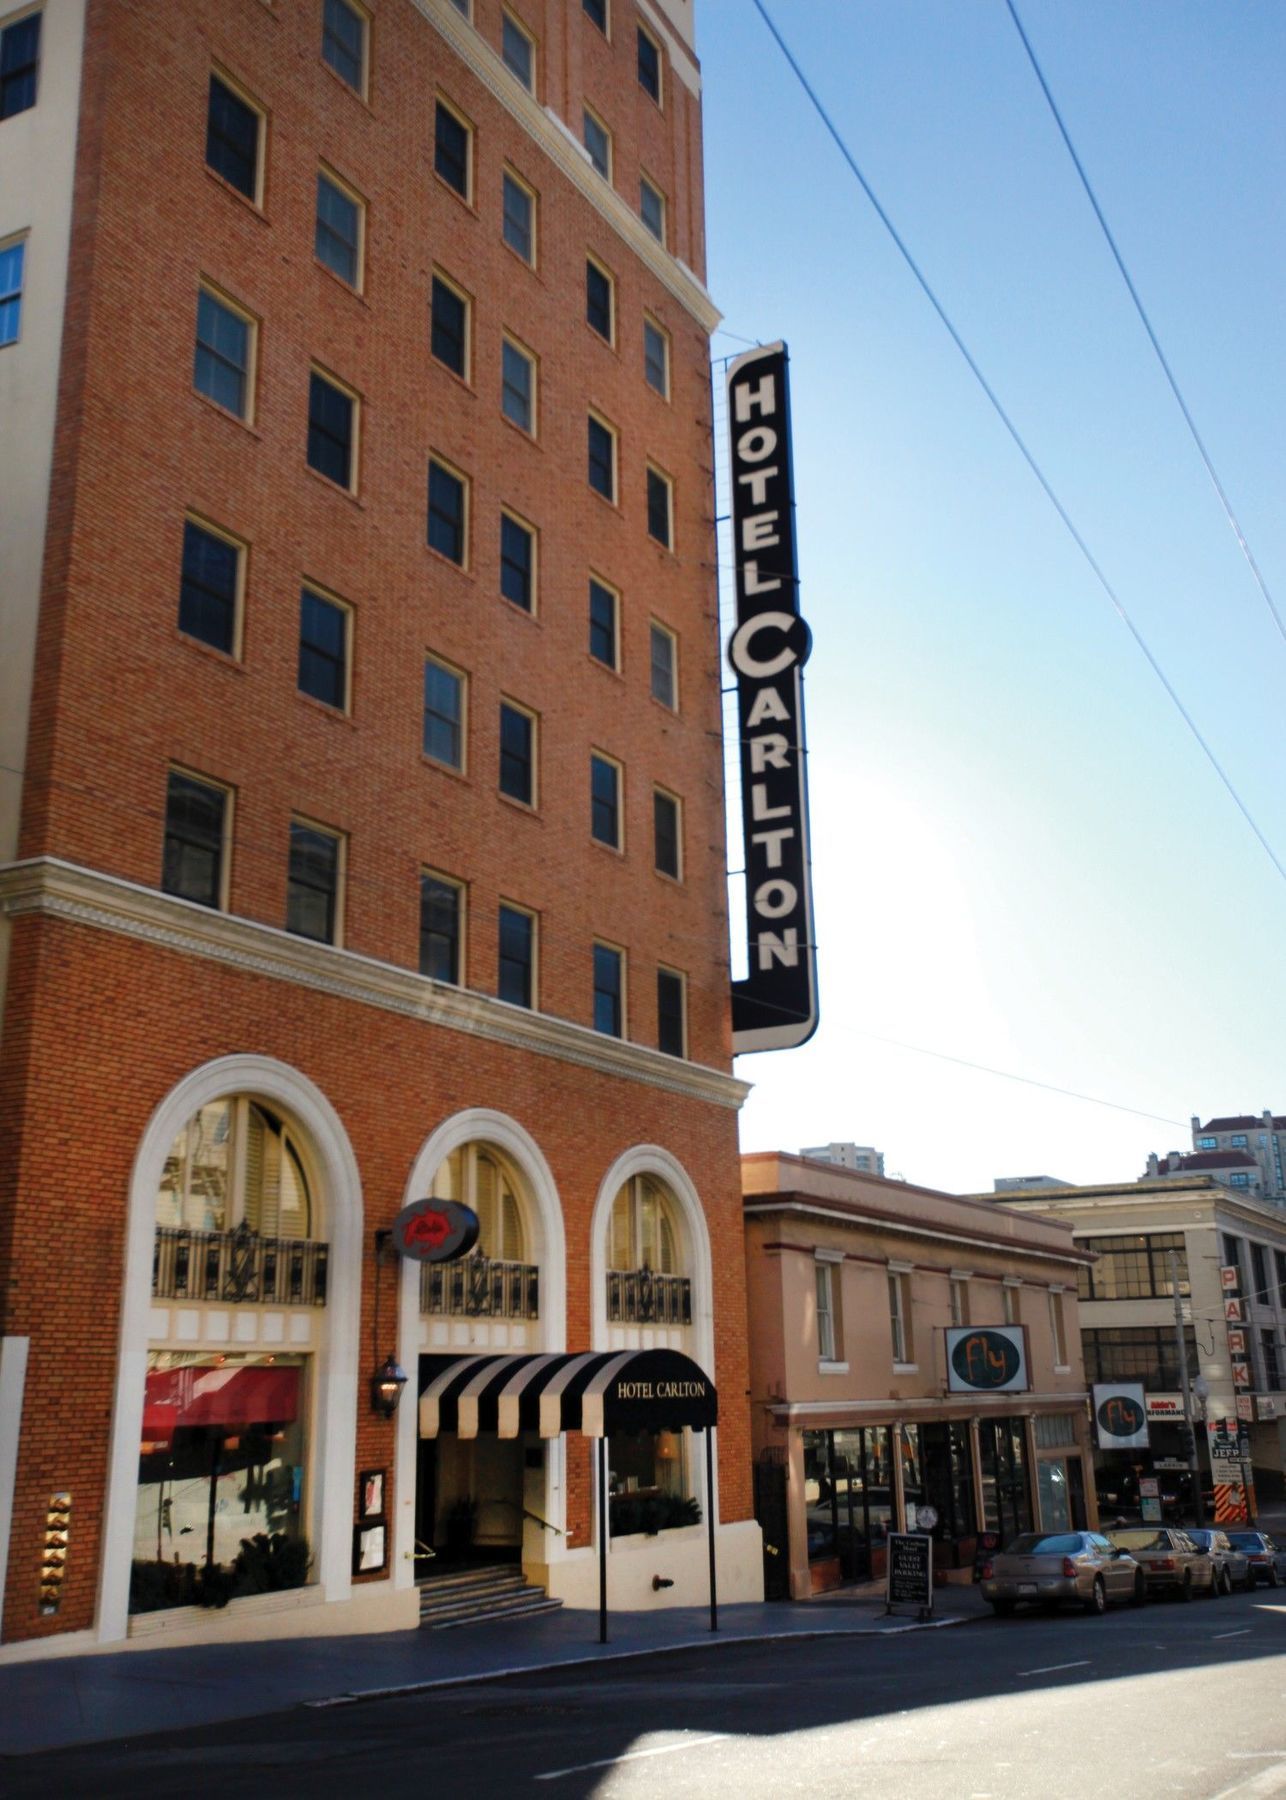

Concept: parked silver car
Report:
left=1186, top=1528, right=1250, bottom=1594
left=1226, top=1530, right=1286, bottom=1587
left=980, top=1531, right=1145, bottom=1616
left=1106, top=1527, right=1217, bottom=1600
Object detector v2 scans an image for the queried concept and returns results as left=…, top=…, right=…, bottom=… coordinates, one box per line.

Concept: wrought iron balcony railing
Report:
left=420, top=1255, right=540, bottom=1320
left=606, top=1269, right=692, bottom=1327
left=153, top=1222, right=329, bottom=1307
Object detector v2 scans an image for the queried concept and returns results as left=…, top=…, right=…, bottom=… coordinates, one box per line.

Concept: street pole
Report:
left=1170, top=1250, right=1205, bottom=1527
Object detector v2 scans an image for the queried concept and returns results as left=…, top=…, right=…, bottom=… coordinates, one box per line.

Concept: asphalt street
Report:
left=5, top=1586, right=1284, bottom=1800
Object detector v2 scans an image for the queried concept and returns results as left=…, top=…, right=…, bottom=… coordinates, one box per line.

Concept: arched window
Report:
left=157, top=1098, right=313, bottom=1239
left=430, top=1144, right=526, bottom=1263
left=608, top=1175, right=678, bottom=1274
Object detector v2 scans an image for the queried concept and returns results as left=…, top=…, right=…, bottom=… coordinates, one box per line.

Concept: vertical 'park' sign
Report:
left=726, top=342, right=818, bottom=1053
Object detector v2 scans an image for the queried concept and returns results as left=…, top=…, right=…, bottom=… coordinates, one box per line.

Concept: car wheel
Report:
left=990, top=1599, right=1016, bottom=1617
left=1131, top=1573, right=1146, bottom=1608
left=1220, top=1567, right=1233, bottom=1597
left=1270, top=1566, right=1280, bottom=1589
left=1084, top=1576, right=1107, bottom=1617
left=1179, top=1572, right=1194, bottom=1602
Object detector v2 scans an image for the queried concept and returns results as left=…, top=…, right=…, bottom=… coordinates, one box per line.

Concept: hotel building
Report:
left=0, top=0, right=762, bottom=1654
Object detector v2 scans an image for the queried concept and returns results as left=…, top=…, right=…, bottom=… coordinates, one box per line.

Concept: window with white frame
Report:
left=816, top=1261, right=836, bottom=1362
left=501, top=10, right=534, bottom=90
left=949, top=1276, right=969, bottom=1328
left=1049, top=1289, right=1068, bottom=1367
left=888, top=1269, right=911, bottom=1364
left=1003, top=1282, right=1021, bottom=1325
left=322, top=0, right=369, bottom=96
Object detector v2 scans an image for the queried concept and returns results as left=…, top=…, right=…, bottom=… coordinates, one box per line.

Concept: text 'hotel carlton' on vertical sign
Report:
left=727, top=342, right=818, bottom=1052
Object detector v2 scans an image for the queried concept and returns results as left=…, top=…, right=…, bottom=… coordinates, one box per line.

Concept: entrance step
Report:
left=417, top=1564, right=564, bottom=1629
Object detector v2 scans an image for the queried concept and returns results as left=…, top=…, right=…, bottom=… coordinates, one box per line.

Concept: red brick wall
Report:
left=0, top=916, right=751, bottom=1640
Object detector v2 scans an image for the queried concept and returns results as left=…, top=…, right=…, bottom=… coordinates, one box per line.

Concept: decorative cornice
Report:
left=410, top=0, right=721, bottom=332
left=0, top=858, right=750, bottom=1111
left=743, top=1198, right=1091, bottom=1268
left=768, top=1392, right=1090, bottom=1424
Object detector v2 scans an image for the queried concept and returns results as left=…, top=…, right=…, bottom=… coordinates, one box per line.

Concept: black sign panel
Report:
left=601, top=1348, right=717, bottom=1434
left=886, top=1532, right=933, bottom=1616
left=726, top=343, right=818, bottom=1053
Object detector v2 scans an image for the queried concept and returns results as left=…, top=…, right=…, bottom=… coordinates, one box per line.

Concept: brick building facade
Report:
left=0, top=0, right=761, bottom=1654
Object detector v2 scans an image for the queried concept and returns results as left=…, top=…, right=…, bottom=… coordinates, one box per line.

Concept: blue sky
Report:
left=699, top=2, right=1286, bottom=1192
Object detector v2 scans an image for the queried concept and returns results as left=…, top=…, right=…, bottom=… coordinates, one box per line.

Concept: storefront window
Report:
left=804, top=1427, right=894, bottom=1579
left=1037, top=1457, right=1071, bottom=1530
left=979, top=1416, right=1033, bottom=1543
left=130, top=1352, right=310, bottom=1612
left=919, top=1421, right=976, bottom=1545
left=607, top=1427, right=696, bottom=1534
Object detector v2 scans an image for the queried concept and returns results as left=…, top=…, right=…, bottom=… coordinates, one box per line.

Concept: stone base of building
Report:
left=540, top=1519, right=763, bottom=1611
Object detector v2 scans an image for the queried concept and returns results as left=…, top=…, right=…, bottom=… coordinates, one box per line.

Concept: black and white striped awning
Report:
left=418, top=1348, right=717, bottom=1441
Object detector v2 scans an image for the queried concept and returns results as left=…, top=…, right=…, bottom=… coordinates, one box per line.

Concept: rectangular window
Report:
left=501, top=11, right=534, bottom=90
left=816, top=1263, right=836, bottom=1362
left=315, top=168, right=363, bottom=288
left=587, top=412, right=616, bottom=501
left=499, top=700, right=535, bottom=806
left=649, top=620, right=676, bottom=708
left=590, top=752, right=621, bottom=848
left=656, top=966, right=685, bottom=1058
left=583, top=0, right=606, bottom=32
left=593, top=941, right=623, bottom=1036
left=501, top=334, right=535, bottom=433
left=1261, top=1330, right=1282, bottom=1392
left=888, top=1271, right=911, bottom=1364
left=949, top=1277, right=969, bottom=1328
left=1081, top=1326, right=1199, bottom=1390
left=0, top=237, right=23, bottom=346
left=586, top=257, right=614, bottom=341
left=1077, top=1233, right=1190, bottom=1302
left=588, top=576, right=618, bottom=667
left=1197, top=1135, right=1218, bottom=1150
left=639, top=174, right=665, bottom=244
left=307, top=368, right=357, bottom=490
left=427, top=456, right=468, bottom=565
left=434, top=99, right=471, bottom=199
left=287, top=819, right=342, bottom=944
left=322, top=0, right=368, bottom=94
left=1251, top=1242, right=1270, bottom=1301
left=194, top=285, right=254, bottom=419
left=653, top=788, right=680, bottom=878
left=1231, top=1134, right=1249, bottom=1148
left=646, top=465, right=673, bottom=547
left=206, top=72, right=262, bottom=203
left=1230, top=1172, right=1251, bottom=1188
left=582, top=106, right=611, bottom=179
left=498, top=903, right=535, bottom=1008
left=500, top=510, right=535, bottom=612
left=1002, top=1282, right=1019, bottom=1325
left=0, top=11, right=40, bottom=118
left=423, top=655, right=466, bottom=769
left=179, top=517, right=241, bottom=655
left=419, top=873, right=462, bottom=983
left=636, top=24, right=661, bottom=102
left=163, top=771, right=229, bottom=910
left=1277, top=1250, right=1286, bottom=1309
left=430, top=272, right=469, bottom=378
left=298, top=585, right=350, bottom=711
left=502, top=169, right=535, bottom=263
left=643, top=316, right=669, bottom=397
left=1049, top=1290, right=1068, bottom=1366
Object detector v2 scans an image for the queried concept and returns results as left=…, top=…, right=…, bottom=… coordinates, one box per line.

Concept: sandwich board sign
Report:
left=885, top=1532, right=933, bottom=1622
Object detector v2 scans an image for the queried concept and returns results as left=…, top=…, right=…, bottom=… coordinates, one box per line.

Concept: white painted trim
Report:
left=813, top=1247, right=844, bottom=1265
left=0, top=860, right=747, bottom=1113
left=0, top=1336, right=30, bottom=1644
left=96, top=1056, right=363, bottom=1643
left=588, top=1145, right=717, bottom=1533
left=394, top=1109, right=568, bottom=1578
left=817, top=1360, right=850, bottom=1376
left=409, top=0, right=719, bottom=329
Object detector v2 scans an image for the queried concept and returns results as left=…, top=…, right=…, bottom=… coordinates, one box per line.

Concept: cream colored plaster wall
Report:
left=0, top=0, right=86, bottom=1019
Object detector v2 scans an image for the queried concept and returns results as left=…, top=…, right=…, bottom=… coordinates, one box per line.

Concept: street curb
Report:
left=303, top=1611, right=980, bottom=1711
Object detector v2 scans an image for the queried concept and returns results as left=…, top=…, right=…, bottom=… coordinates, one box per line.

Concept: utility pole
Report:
left=1171, top=1250, right=1205, bottom=1527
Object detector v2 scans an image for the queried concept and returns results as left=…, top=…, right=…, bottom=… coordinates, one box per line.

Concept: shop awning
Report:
left=143, top=1364, right=300, bottom=1431
left=418, top=1348, right=717, bottom=1441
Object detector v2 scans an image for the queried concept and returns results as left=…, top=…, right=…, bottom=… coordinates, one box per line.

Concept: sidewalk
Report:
left=0, top=1582, right=989, bottom=1758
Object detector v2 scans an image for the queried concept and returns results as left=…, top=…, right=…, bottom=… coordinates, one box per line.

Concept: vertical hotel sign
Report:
left=726, top=342, right=818, bottom=1052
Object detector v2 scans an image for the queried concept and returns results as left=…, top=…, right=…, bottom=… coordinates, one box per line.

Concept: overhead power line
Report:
left=749, top=0, right=1286, bottom=890
left=1005, top=0, right=1286, bottom=653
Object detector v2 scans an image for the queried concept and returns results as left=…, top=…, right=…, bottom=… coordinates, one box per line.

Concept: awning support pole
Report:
left=706, top=1426, right=718, bottom=1632
left=598, top=1434, right=608, bottom=1644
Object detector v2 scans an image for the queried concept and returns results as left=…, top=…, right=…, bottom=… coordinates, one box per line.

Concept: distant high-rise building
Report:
left=800, top=1142, right=885, bottom=1178
left=1142, top=1111, right=1286, bottom=1202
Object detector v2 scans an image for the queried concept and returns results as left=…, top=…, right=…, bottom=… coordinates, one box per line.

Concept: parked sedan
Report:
left=980, top=1531, right=1145, bottom=1616
left=1226, top=1531, right=1286, bottom=1587
left=1106, top=1527, right=1217, bottom=1600
left=1186, top=1528, right=1250, bottom=1595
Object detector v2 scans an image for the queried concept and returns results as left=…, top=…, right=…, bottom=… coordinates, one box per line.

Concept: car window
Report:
left=1004, top=1533, right=1085, bottom=1556
left=1090, top=1533, right=1113, bottom=1551
left=1108, top=1530, right=1169, bottom=1551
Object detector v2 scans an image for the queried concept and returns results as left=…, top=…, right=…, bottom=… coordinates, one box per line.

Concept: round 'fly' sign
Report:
left=391, top=1199, right=480, bottom=1263
left=1097, top=1393, right=1146, bottom=1439
left=949, top=1328, right=1023, bottom=1390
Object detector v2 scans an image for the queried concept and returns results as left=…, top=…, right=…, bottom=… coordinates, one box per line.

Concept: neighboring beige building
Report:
left=992, top=1176, right=1286, bottom=1503
left=743, top=1154, right=1095, bottom=1600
